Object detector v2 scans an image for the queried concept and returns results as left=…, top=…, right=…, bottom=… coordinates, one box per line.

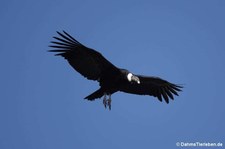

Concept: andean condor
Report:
left=49, top=31, right=182, bottom=110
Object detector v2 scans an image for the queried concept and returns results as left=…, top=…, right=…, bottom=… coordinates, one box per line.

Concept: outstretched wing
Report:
left=120, top=75, right=182, bottom=103
left=49, top=31, right=118, bottom=81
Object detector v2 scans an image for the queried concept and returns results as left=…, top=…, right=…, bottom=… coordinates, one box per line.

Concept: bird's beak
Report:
left=131, top=75, right=140, bottom=84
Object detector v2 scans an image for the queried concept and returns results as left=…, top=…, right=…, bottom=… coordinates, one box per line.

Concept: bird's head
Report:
left=127, top=73, right=140, bottom=84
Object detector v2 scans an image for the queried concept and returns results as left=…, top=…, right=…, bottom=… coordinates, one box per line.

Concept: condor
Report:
left=49, top=31, right=182, bottom=110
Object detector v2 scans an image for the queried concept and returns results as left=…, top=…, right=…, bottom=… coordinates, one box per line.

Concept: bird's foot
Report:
left=102, top=95, right=112, bottom=110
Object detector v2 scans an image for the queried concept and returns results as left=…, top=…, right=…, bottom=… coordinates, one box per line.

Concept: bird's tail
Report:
left=84, top=88, right=104, bottom=101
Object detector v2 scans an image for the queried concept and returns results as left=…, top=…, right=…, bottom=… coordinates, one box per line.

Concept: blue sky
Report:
left=1, top=0, right=225, bottom=149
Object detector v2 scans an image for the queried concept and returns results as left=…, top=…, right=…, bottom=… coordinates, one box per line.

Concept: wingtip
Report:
left=175, top=84, right=184, bottom=89
left=48, top=49, right=57, bottom=52
left=63, top=30, right=68, bottom=35
left=48, top=50, right=65, bottom=56
left=55, top=30, right=68, bottom=35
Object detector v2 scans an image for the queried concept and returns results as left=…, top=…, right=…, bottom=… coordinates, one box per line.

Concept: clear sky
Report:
left=1, top=0, right=225, bottom=149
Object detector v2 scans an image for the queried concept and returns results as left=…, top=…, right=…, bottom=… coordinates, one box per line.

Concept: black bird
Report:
left=49, top=31, right=182, bottom=110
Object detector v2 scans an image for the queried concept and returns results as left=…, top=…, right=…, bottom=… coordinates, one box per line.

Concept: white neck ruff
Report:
left=127, top=73, right=133, bottom=82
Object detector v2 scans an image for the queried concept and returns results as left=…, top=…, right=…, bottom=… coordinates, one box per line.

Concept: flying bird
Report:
left=49, top=31, right=182, bottom=110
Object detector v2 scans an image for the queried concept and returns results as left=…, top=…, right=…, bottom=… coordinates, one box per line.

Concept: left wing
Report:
left=49, top=31, right=118, bottom=81
left=119, top=75, right=182, bottom=103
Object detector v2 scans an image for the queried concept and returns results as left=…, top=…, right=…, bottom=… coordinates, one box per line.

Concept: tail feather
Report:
left=85, top=88, right=104, bottom=101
